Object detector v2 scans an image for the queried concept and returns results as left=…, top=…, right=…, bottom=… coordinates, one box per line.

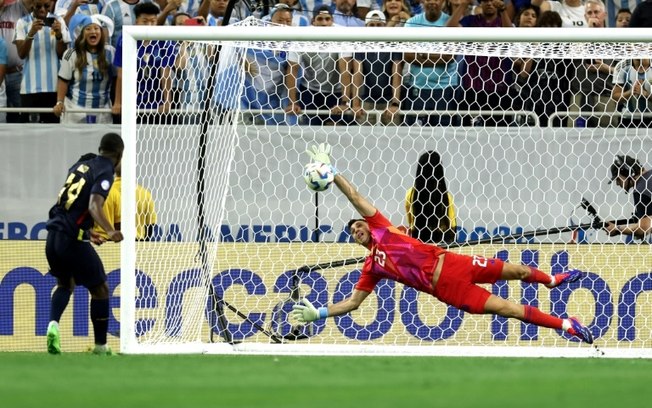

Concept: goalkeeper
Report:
left=293, top=144, right=594, bottom=344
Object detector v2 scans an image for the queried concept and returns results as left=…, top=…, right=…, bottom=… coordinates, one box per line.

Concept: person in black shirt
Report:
left=45, top=132, right=124, bottom=355
left=605, top=155, right=652, bottom=240
left=630, top=0, right=652, bottom=27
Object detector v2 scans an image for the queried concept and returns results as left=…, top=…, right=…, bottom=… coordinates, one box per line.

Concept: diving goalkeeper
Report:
left=292, top=144, right=594, bottom=344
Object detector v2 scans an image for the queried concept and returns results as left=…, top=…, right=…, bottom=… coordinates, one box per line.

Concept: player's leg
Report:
left=483, top=294, right=593, bottom=344
left=47, top=278, right=74, bottom=355
left=500, top=263, right=581, bottom=288
left=45, top=231, right=74, bottom=354
left=74, top=243, right=112, bottom=355
left=88, top=281, right=112, bottom=354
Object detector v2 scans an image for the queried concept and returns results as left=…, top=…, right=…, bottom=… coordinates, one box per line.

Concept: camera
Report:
left=44, top=17, right=56, bottom=27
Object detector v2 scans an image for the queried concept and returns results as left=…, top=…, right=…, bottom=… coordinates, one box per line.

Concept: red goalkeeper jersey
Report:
left=355, top=210, right=447, bottom=295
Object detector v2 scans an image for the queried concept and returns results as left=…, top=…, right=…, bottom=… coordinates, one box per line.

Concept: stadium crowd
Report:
left=0, top=0, right=650, bottom=126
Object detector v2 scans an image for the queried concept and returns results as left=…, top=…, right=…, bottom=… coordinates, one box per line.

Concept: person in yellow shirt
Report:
left=93, top=162, right=158, bottom=241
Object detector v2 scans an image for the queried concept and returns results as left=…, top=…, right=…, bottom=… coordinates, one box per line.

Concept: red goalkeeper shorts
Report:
left=432, top=252, right=504, bottom=314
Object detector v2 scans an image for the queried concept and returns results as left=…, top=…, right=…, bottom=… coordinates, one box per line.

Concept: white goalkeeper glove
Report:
left=306, top=143, right=333, bottom=166
left=291, top=298, right=329, bottom=323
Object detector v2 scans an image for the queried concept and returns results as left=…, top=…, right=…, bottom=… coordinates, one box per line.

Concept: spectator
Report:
left=53, top=15, right=115, bottom=123
left=383, top=0, right=412, bottom=26
left=207, top=0, right=238, bottom=25
left=513, top=3, right=538, bottom=26
left=1, top=0, right=29, bottom=123
left=629, top=0, right=652, bottom=27
left=266, top=0, right=310, bottom=26
left=68, top=11, right=114, bottom=43
left=448, top=0, right=514, bottom=126
left=584, top=0, right=605, bottom=26
left=173, top=14, right=214, bottom=124
left=112, top=1, right=174, bottom=120
left=349, top=10, right=403, bottom=125
left=170, top=10, right=191, bottom=25
left=510, top=5, right=539, bottom=124
left=54, top=0, right=105, bottom=26
left=573, top=0, right=614, bottom=127
left=332, top=0, right=365, bottom=26
left=536, top=6, right=562, bottom=24
left=14, top=0, right=71, bottom=123
left=444, top=0, right=478, bottom=16
left=615, top=7, right=631, bottom=27
left=531, top=0, right=586, bottom=27
left=0, top=36, right=6, bottom=123
left=611, top=58, right=652, bottom=128
left=286, top=5, right=353, bottom=125
left=242, top=4, right=297, bottom=125
left=514, top=10, right=574, bottom=127
left=102, top=0, right=155, bottom=47
left=403, top=0, right=460, bottom=127
left=157, top=0, right=210, bottom=26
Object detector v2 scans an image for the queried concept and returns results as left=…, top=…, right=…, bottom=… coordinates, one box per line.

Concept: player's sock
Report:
left=562, top=319, right=572, bottom=332
left=522, top=305, right=563, bottom=330
left=90, top=298, right=110, bottom=346
left=522, top=267, right=554, bottom=286
left=49, top=287, right=71, bottom=322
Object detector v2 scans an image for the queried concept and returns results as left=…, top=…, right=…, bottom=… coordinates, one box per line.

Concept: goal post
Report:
left=120, top=23, right=652, bottom=357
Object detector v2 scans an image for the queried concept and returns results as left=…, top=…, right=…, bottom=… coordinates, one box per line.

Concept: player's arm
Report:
left=89, top=193, right=123, bottom=242
left=292, top=289, right=371, bottom=323
left=605, top=216, right=651, bottom=239
left=306, top=143, right=376, bottom=217
left=333, top=173, right=376, bottom=218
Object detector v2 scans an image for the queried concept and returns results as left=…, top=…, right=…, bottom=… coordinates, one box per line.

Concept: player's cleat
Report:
left=547, top=269, right=582, bottom=288
left=568, top=317, right=594, bottom=344
left=89, top=345, right=115, bottom=356
left=47, top=324, right=61, bottom=355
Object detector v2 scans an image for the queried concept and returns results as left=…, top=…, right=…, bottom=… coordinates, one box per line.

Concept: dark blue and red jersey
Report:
left=46, top=153, right=115, bottom=240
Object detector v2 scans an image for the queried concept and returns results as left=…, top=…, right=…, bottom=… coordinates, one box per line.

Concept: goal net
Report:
left=120, top=20, right=652, bottom=357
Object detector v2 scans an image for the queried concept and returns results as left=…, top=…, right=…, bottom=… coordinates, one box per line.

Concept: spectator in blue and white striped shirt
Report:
left=53, top=14, right=115, bottom=123
left=101, top=0, right=154, bottom=48
left=14, top=0, right=71, bottom=123
left=54, top=0, right=106, bottom=26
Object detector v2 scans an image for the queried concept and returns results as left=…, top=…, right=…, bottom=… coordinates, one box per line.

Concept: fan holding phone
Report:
left=14, top=0, right=71, bottom=123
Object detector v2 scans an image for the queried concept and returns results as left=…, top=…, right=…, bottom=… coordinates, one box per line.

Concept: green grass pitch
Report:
left=1, top=353, right=651, bottom=408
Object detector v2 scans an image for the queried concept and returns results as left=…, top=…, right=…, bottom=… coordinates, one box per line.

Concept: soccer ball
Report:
left=303, top=162, right=334, bottom=192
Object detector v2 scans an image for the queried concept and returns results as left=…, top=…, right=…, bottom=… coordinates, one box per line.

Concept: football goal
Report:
left=119, top=20, right=652, bottom=357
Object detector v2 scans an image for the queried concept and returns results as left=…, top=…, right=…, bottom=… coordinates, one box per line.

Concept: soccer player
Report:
left=292, top=144, right=594, bottom=344
left=93, top=161, right=159, bottom=241
left=604, top=155, right=651, bottom=239
left=45, top=133, right=124, bottom=355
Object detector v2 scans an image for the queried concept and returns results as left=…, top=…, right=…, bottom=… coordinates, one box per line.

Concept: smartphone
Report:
left=44, top=17, right=56, bottom=27
left=87, top=0, right=99, bottom=4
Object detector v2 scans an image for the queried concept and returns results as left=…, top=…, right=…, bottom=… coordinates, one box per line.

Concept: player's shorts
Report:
left=46, top=230, right=107, bottom=288
left=432, top=252, right=504, bottom=314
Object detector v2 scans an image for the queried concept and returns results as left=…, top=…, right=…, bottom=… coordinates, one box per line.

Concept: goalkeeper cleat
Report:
left=47, top=324, right=61, bottom=355
left=568, top=317, right=594, bottom=344
left=547, top=269, right=582, bottom=288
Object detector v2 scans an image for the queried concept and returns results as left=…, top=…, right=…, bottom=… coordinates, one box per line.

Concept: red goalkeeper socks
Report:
left=523, top=267, right=554, bottom=286
left=523, top=305, right=564, bottom=330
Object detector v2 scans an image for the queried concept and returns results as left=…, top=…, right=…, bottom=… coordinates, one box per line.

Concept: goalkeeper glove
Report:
left=306, top=143, right=333, bottom=166
left=291, top=298, right=329, bottom=323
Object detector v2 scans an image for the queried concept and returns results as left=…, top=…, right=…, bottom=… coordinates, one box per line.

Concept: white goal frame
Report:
left=120, top=25, right=652, bottom=357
